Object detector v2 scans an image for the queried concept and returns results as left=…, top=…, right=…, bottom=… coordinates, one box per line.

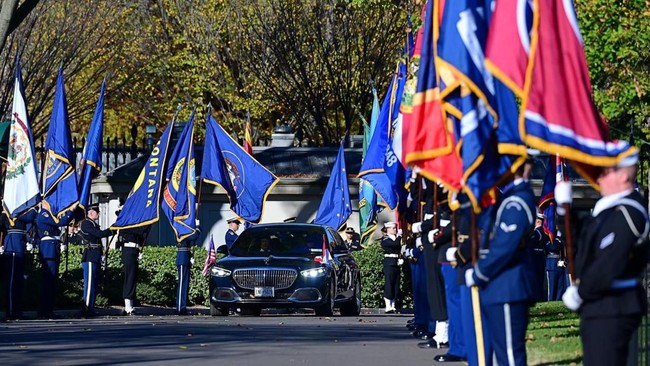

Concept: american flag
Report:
left=202, top=235, right=217, bottom=277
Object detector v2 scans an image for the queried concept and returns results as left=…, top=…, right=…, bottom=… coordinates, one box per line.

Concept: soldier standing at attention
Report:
left=79, top=205, right=113, bottom=317
left=528, top=213, right=550, bottom=302
left=465, top=162, right=537, bottom=366
left=225, top=217, right=240, bottom=251
left=36, top=203, right=75, bottom=318
left=559, top=153, right=649, bottom=365
left=176, top=226, right=200, bottom=316
left=545, top=230, right=566, bottom=301
left=116, top=224, right=150, bottom=316
left=1, top=206, right=37, bottom=319
left=381, top=222, right=401, bottom=313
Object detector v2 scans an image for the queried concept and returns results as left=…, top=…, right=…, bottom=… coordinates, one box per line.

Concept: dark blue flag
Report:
left=78, top=81, right=105, bottom=210
left=42, top=68, right=79, bottom=221
left=112, top=120, right=174, bottom=229
left=201, top=114, right=279, bottom=223
left=162, top=113, right=198, bottom=242
left=314, top=142, right=351, bottom=231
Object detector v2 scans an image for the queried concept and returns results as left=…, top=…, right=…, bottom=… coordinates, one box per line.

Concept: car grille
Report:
left=232, top=268, right=298, bottom=290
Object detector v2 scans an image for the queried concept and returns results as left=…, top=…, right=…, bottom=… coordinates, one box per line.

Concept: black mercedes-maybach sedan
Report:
left=208, top=223, right=361, bottom=316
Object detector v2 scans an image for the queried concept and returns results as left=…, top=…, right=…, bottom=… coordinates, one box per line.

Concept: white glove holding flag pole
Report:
left=60, top=244, right=67, bottom=253
left=562, top=285, right=583, bottom=311
left=26, top=242, right=33, bottom=252
left=446, top=247, right=457, bottom=262
left=465, top=268, right=476, bottom=287
left=412, top=222, right=422, bottom=234
left=428, top=228, right=439, bottom=243
left=555, top=181, right=573, bottom=215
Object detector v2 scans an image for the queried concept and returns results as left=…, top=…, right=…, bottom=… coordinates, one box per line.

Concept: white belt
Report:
left=123, top=242, right=140, bottom=248
left=41, top=236, right=61, bottom=241
left=384, top=254, right=399, bottom=258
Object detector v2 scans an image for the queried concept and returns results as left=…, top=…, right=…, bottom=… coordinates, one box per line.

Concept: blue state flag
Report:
left=359, top=87, right=381, bottom=246
left=358, top=62, right=407, bottom=210
left=314, top=142, right=351, bottom=231
left=201, top=114, right=279, bottom=223
left=162, top=113, right=198, bottom=242
left=42, top=68, right=79, bottom=221
left=78, top=81, right=105, bottom=210
left=2, top=57, right=41, bottom=224
left=112, top=120, right=174, bottom=229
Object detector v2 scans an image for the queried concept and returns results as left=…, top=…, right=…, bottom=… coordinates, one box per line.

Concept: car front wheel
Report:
left=210, top=304, right=229, bottom=316
left=315, top=280, right=335, bottom=317
left=340, top=275, right=361, bottom=316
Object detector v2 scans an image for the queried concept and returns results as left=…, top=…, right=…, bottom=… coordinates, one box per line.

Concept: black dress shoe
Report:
left=176, top=309, right=188, bottom=316
left=417, top=340, right=449, bottom=349
left=406, top=319, right=415, bottom=324
left=420, top=333, right=435, bottom=341
left=434, top=354, right=466, bottom=362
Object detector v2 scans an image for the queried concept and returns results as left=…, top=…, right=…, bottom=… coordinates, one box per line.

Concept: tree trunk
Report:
left=0, top=0, right=19, bottom=52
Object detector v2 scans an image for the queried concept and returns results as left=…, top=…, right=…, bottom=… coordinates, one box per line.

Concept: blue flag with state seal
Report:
left=162, top=113, right=198, bottom=242
left=42, top=68, right=79, bottom=221
left=201, top=114, right=279, bottom=223
left=78, top=81, right=105, bottom=211
left=112, top=120, right=174, bottom=230
left=314, top=141, right=351, bottom=231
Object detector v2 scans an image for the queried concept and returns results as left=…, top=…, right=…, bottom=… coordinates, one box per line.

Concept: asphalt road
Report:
left=0, top=309, right=464, bottom=366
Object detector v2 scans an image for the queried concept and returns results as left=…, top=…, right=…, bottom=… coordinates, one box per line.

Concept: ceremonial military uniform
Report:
left=380, top=223, right=401, bottom=313
left=528, top=217, right=550, bottom=302
left=36, top=208, right=75, bottom=318
left=1, top=207, right=37, bottom=319
left=117, top=225, right=149, bottom=315
left=468, top=179, right=536, bottom=366
left=573, top=189, right=649, bottom=365
left=545, top=232, right=566, bottom=301
left=176, top=230, right=200, bottom=315
left=79, top=209, right=113, bottom=316
left=344, top=227, right=361, bottom=252
left=225, top=217, right=240, bottom=251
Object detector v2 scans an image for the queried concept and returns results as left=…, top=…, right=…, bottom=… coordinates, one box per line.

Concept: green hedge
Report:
left=13, top=243, right=414, bottom=310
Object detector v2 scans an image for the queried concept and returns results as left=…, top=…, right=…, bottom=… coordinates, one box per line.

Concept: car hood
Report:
left=217, top=255, right=320, bottom=271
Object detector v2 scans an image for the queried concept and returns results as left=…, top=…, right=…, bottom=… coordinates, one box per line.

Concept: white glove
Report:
left=412, top=222, right=422, bottom=234
left=195, top=219, right=200, bottom=226
left=138, top=252, right=143, bottom=261
left=101, top=256, right=106, bottom=263
left=557, top=260, right=566, bottom=267
left=446, top=247, right=458, bottom=262
left=562, top=285, right=583, bottom=311
left=555, top=181, right=573, bottom=214
left=465, top=268, right=476, bottom=287
left=26, top=243, right=34, bottom=252
left=397, top=229, right=403, bottom=236
left=60, top=244, right=67, bottom=253
left=397, top=258, right=404, bottom=266
left=427, top=228, right=439, bottom=243
left=0, top=246, right=4, bottom=255
left=416, top=237, right=422, bottom=247
left=190, top=257, right=195, bottom=265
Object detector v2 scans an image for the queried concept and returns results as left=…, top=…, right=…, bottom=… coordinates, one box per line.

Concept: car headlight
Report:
left=211, top=267, right=231, bottom=277
left=301, top=267, right=327, bottom=278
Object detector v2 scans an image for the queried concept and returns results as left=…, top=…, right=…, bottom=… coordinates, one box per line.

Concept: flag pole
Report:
left=557, top=154, right=576, bottom=283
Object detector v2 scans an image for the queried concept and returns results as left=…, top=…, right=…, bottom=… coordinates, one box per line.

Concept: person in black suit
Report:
left=559, top=153, right=649, bottom=366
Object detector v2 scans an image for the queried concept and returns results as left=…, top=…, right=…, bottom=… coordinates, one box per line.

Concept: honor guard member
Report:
left=225, top=217, right=240, bottom=251
left=381, top=222, right=401, bottom=313
left=176, top=223, right=201, bottom=315
left=117, top=223, right=150, bottom=315
left=79, top=205, right=114, bottom=317
left=545, top=230, right=567, bottom=301
left=528, top=213, right=551, bottom=302
left=465, top=163, right=537, bottom=366
left=1, top=206, right=37, bottom=319
left=344, top=227, right=361, bottom=251
left=559, top=152, right=649, bottom=366
left=36, top=205, right=75, bottom=318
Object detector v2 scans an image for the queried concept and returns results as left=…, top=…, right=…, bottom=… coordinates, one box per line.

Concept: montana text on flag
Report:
left=78, top=81, right=105, bottom=210
left=314, top=141, right=352, bottom=231
left=202, top=235, right=217, bottom=277
left=201, top=114, right=279, bottom=223
left=244, top=118, right=253, bottom=155
left=162, top=113, right=198, bottom=242
left=42, top=68, right=79, bottom=221
left=2, top=57, right=41, bottom=223
left=112, top=121, right=174, bottom=229
left=485, top=0, right=636, bottom=185
left=358, top=62, right=408, bottom=211
left=359, top=88, right=381, bottom=247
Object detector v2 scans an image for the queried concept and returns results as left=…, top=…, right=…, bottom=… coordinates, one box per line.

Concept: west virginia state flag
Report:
left=314, top=142, right=351, bottom=231
left=2, top=57, right=40, bottom=223
left=485, top=0, right=636, bottom=185
left=112, top=120, right=173, bottom=229
left=78, top=81, right=105, bottom=210
left=162, top=113, right=198, bottom=242
left=42, top=68, right=79, bottom=221
left=201, top=114, right=279, bottom=223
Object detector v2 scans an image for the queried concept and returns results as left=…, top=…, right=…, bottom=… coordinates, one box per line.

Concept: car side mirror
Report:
left=216, top=245, right=228, bottom=255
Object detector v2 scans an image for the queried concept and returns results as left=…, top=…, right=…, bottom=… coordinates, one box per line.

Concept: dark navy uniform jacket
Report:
left=225, top=229, right=238, bottom=250
left=381, top=235, right=402, bottom=266
left=545, top=234, right=564, bottom=271
left=575, top=190, right=649, bottom=318
left=117, top=226, right=149, bottom=247
left=2, top=207, right=38, bottom=256
left=79, top=219, right=113, bottom=263
left=471, top=180, right=537, bottom=305
left=36, top=209, right=75, bottom=260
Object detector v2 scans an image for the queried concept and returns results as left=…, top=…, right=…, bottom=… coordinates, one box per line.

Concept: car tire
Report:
left=340, top=275, right=361, bottom=316
left=210, top=304, right=229, bottom=316
left=315, top=280, right=335, bottom=317
left=239, top=307, right=262, bottom=316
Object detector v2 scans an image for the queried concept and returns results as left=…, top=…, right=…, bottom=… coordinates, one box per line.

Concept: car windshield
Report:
left=230, top=226, right=326, bottom=257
